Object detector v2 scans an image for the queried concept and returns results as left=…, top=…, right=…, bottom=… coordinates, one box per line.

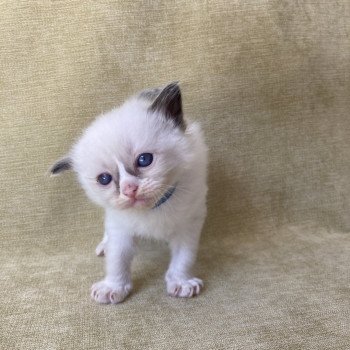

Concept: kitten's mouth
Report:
left=121, top=196, right=152, bottom=209
left=132, top=198, right=148, bottom=207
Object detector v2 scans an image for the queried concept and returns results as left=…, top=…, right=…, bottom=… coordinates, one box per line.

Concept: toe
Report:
left=167, top=278, right=203, bottom=298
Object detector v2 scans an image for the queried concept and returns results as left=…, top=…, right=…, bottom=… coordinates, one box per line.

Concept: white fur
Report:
left=63, top=89, right=208, bottom=303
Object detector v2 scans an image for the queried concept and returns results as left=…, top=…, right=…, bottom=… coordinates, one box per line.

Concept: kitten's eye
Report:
left=97, top=173, right=112, bottom=185
left=137, top=153, right=153, bottom=167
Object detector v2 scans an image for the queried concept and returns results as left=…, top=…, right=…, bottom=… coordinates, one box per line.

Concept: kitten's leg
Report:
left=91, top=231, right=134, bottom=304
left=95, top=231, right=108, bottom=257
left=165, top=219, right=204, bottom=298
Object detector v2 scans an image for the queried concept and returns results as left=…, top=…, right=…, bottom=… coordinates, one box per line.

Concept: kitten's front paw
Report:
left=95, top=240, right=105, bottom=257
left=166, top=278, right=203, bottom=298
left=91, top=280, right=132, bottom=304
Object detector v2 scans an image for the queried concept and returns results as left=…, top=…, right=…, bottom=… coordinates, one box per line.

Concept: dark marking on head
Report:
left=125, top=166, right=139, bottom=177
left=114, top=170, right=120, bottom=193
left=148, top=82, right=186, bottom=130
left=138, top=87, right=163, bottom=102
left=50, top=157, right=72, bottom=175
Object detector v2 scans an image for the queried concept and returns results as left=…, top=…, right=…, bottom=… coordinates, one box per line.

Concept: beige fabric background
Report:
left=1, top=1, right=350, bottom=349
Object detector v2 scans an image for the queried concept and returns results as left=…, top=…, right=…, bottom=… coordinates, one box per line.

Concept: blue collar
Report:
left=153, top=185, right=176, bottom=209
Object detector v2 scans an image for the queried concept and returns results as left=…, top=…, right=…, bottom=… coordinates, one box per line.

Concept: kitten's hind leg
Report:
left=95, top=231, right=108, bottom=257
left=165, top=219, right=204, bottom=298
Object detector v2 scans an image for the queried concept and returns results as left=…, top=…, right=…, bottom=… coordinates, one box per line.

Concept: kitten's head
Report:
left=51, top=82, right=193, bottom=210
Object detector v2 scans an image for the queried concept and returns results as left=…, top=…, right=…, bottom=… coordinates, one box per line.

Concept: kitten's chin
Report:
left=130, top=198, right=151, bottom=209
left=113, top=197, right=153, bottom=210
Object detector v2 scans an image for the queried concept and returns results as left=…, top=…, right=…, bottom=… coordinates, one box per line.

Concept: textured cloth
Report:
left=1, top=1, right=350, bottom=349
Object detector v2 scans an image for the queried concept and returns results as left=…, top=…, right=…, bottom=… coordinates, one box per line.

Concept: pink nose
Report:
left=122, top=183, right=138, bottom=198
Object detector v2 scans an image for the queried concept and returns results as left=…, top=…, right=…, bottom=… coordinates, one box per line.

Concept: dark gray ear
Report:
left=149, top=82, right=185, bottom=130
left=138, top=87, right=163, bottom=101
left=50, top=157, right=72, bottom=176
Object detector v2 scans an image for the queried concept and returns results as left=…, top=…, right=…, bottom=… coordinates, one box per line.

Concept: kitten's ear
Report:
left=138, top=87, right=162, bottom=101
left=149, top=82, right=185, bottom=130
left=50, top=157, right=72, bottom=176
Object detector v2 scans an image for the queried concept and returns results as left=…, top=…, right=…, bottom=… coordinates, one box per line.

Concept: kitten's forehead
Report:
left=72, top=97, right=186, bottom=176
left=106, top=99, right=179, bottom=149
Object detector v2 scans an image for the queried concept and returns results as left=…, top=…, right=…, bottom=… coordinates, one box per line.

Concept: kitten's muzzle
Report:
left=119, top=181, right=153, bottom=209
left=122, top=183, right=138, bottom=199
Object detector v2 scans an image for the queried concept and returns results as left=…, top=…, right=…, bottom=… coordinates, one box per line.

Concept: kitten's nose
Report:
left=122, top=183, right=138, bottom=198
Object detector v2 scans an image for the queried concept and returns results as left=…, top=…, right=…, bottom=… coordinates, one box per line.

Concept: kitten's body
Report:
left=51, top=83, right=208, bottom=303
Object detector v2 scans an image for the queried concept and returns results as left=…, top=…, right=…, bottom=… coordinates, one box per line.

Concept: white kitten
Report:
left=51, top=82, right=208, bottom=304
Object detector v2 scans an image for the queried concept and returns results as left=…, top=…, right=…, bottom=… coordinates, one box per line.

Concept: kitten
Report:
left=51, top=82, right=208, bottom=304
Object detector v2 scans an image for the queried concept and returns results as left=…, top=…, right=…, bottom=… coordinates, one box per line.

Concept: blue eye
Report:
left=97, top=173, right=112, bottom=185
left=137, top=153, right=153, bottom=167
